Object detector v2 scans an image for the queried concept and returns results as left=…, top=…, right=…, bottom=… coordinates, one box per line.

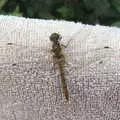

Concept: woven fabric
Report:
left=0, top=15, right=120, bottom=120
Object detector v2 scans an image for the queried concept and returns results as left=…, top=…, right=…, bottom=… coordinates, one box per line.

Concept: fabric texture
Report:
left=0, top=15, right=120, bottom=120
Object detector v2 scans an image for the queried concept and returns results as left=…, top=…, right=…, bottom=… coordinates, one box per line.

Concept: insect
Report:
left=49, top=33, right=69, bottom=101
left=4, top=31, right=112, bottom=102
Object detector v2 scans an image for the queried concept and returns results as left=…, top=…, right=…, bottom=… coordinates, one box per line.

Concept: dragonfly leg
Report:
left=61, top=39, right=71, bottom=48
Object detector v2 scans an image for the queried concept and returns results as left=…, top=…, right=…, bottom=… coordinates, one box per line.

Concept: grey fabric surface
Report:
left=0, top=15, right=120, bottom=120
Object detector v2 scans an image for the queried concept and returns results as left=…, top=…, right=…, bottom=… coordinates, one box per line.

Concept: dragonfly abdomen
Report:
left=58, top=62, right=69, bottom=101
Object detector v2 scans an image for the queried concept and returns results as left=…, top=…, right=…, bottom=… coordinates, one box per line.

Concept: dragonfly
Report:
left=3, top=31, right=113, bottom=102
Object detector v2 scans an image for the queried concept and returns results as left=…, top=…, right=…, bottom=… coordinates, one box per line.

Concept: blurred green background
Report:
left=0, top=0, right=120, bottom=26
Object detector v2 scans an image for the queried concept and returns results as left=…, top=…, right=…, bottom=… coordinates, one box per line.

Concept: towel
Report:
left=0, top=15, right=120, bottom=120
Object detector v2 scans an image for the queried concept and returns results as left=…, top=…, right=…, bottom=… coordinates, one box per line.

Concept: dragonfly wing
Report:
left=1, top=42, right=53, bottom=70
left=64, top=43, right=116, bottom=70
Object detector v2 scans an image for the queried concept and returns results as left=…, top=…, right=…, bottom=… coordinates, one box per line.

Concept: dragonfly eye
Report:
left=49, top=33, right=61, bottom=43
left=59, top=36, right=62, bottom=41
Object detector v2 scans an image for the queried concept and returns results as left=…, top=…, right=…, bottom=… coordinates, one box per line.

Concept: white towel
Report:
left=0, top=15, right=120, bottom=120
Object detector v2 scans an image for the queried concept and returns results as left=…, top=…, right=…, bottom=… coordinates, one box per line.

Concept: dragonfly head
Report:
left=49, top=33, right=62, bottom=44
